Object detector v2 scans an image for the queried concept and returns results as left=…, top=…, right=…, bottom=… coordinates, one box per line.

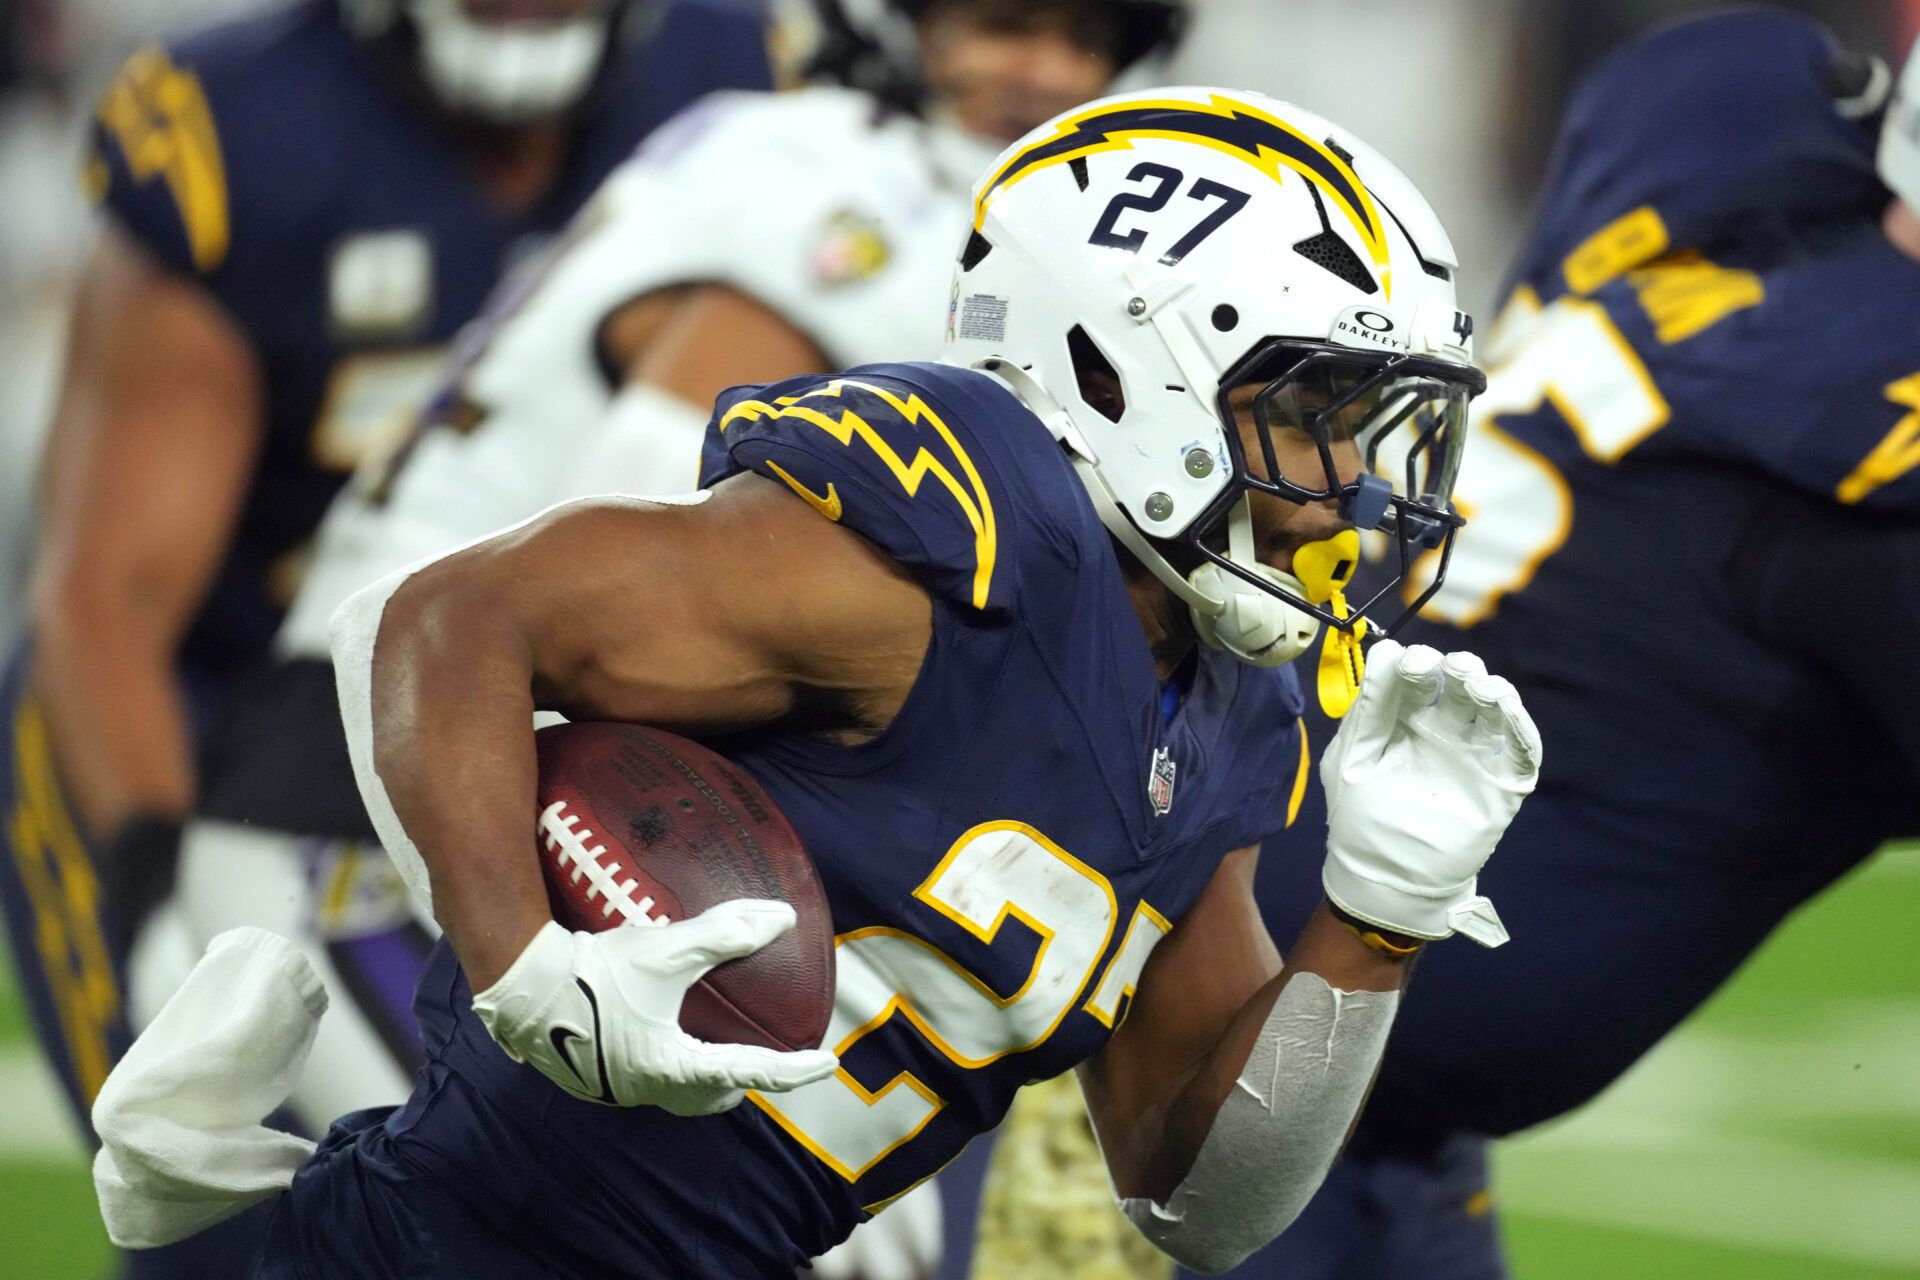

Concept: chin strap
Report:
left=1186, top=497, right=1322, bottom=668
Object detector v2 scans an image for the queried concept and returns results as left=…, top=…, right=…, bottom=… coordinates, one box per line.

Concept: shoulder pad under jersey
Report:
left=1516, top=9, right=1884, bottom=297
left=700, top=362, right=1090, bottom=615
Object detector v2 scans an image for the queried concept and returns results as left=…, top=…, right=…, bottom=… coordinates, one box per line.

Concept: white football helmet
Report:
left=1880, top=33, right=1920, bottom=208
left=944, top=87, right=1483, bottom=662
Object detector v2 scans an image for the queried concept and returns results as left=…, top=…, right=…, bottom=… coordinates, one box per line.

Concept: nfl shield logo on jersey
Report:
left=1148, top=746, right=1177, bottom=817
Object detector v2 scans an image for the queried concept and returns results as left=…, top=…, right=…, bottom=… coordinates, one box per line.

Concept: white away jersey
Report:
left=277, top=86, right=993, bottom=657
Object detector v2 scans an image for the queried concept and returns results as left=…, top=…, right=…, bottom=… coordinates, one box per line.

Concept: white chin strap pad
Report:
left=411, top=0, right=608, bottom=122
left=1186, top=495, right=1322, bottom=668
left=1188, top=562, right=1321, bottom=667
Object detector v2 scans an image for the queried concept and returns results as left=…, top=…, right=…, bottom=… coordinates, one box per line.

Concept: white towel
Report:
left=92, top=927, right=328, bottom=1248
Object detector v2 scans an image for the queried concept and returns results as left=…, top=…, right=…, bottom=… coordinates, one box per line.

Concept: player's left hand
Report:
left=811, top=1176, right=943, bottom=1280
left=1319, top=641, right=1541, bottom=947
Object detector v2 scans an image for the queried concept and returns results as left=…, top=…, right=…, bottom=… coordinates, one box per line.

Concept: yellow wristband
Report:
left=1340, top=921, right=1423, bottom=958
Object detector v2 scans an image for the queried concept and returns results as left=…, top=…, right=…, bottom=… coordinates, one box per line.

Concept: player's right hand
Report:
left=1319, top=641, right=1541, bottom=947
left=470, top=901, right=840, bottom=1114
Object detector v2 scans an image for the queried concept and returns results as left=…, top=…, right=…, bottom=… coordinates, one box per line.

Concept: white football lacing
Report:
left=539, top=799, right=670, bottom=926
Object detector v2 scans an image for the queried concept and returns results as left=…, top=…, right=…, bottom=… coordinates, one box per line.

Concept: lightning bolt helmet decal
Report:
left=973, top=93, right=1388, bottom=274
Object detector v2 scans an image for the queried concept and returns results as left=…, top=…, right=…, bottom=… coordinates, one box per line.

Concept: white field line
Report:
left=1495, top=1003, right=1920, bottom=1269
left=0, top=1048, right=88, bottom=1160
left=1873, top=845, right=1920, bottom=876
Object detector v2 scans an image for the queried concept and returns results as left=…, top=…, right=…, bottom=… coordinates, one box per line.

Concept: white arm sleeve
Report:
left=1117, top=974, right=1399, bottom=1274
left=553, top=382, right=713, bottom=502
left=329, top=564, right=438, bottom=919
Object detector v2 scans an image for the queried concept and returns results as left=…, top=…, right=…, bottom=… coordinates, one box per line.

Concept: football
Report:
left=533, top=721, right=835, bottom=1054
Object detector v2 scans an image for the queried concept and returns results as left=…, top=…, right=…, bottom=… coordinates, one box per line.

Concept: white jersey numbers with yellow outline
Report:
left=1404, top=286, right=1669, bottom=626
left=749, top=821, right=1167, bottom=1187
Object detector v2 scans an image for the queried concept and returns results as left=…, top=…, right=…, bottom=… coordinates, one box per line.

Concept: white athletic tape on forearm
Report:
left=330, top=566, right=438, bottom=918
left=553, top=381, right=712, bottom=502
left=1119, top=973, right=1399, bottom=1274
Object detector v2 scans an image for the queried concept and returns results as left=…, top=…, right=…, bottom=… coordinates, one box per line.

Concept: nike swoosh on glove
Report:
left=1320, top=641, right=1541, bottom=946
left=471, top=900, right=839, bottom=1114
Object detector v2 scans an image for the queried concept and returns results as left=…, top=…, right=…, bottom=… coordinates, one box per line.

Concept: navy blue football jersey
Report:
left=271, top=363, right=1309, bottom=1278
left=1252, top=12, right=1920, bottom=1159
left=86, top=0, right=769, bottom=689
left=1388, top=9, right=1920, bottom=848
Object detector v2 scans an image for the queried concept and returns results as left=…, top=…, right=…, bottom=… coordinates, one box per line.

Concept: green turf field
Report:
left=2, top=848, right=1916, bottom=1277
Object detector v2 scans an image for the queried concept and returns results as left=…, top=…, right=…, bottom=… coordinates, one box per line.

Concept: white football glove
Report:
left=1320, top=641, right=1541, bottom=946
left=470, top=900, right=840, bottom=1114
left=811, top=1176, right=943, bottom=1280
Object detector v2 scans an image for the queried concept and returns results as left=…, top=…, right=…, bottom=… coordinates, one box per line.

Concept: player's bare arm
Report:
left=31, top=225, right=262, bottom=837
left=363, top=472, right=931, bottom=992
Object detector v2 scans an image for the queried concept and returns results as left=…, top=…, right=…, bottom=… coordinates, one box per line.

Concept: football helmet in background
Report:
left=341, top=0, right=654, bottom=123
left=946, top=87, right=1484, bottom=660
left=1878, top=31, right=1920, bottom=207
left=779, top=0, right=1187, bottom=107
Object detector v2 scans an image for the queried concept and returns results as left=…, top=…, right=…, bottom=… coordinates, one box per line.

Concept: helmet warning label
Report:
left=958, top=294, right=1010, bottom=343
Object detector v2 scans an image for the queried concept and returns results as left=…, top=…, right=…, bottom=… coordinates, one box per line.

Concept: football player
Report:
left=94, top=87, right=1540, bottom=1277
left=173, top=0, right=1183, bottom=1146
left=0, top=0, right=765, bottom=1272
left=1231, top=10, right=1920, bottom=1278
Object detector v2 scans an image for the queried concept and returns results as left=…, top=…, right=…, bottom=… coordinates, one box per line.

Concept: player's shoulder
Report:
left=1641, top=226, right=1920, bottom=510
left=88, top=0, right=358, bottom=276
left=1516, top=8, right=1882, bottom=286
left=121, top=0, right=354, bottom=131
left=1504, top=211, right=1920, bottom=518
left=700, top=361, right=1100, bottom=615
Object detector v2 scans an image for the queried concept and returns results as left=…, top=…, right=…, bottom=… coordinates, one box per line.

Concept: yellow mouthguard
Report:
left=1292, top=531, right=1367, bottom=718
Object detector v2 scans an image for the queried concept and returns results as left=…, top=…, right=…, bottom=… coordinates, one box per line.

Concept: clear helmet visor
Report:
left=1245, top=349, right=1473, bottom=520
left=1187, top=341, right=1483, bottom=634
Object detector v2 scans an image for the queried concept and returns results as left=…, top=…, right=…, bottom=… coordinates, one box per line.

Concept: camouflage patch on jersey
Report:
left=973, top=1073, right=1172, bottom=1280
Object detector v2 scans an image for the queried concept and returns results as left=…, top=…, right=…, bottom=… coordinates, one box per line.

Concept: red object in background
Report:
left=534, top=721, right=835, bottom=1054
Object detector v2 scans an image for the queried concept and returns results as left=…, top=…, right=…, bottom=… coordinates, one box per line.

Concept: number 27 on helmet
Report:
left=945, top=86, right=1484, bottom=666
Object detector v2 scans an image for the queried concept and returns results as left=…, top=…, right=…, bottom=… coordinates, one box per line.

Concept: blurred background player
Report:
left=0, top=0, right=767, bottom=1271
left=1233, top=9, right=1920, bottom=1279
